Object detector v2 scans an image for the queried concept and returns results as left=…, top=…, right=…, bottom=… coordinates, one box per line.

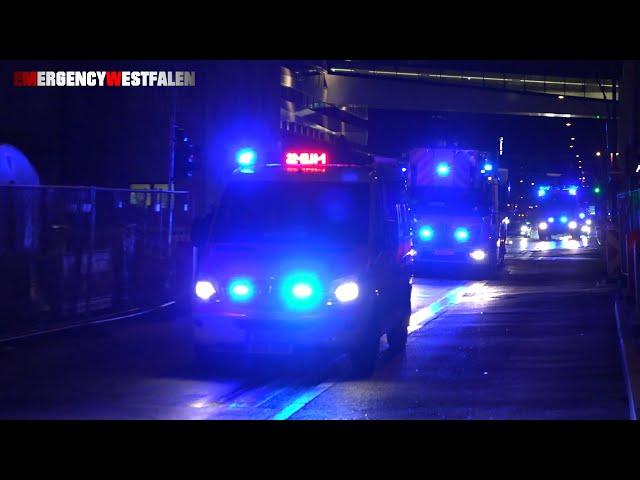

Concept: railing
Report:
left=0, top=185, right=192, bottom=340
left=327, top=64, right=617, bottom=101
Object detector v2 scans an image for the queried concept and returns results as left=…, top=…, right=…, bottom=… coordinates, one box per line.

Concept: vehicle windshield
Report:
left=410, top=186, right=491, bottom=215
left=211, top=180, right=370, bottom=245
left=537, top=190, right=581, bottom=217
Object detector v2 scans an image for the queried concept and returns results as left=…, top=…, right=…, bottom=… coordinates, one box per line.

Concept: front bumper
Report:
left=412, top=246, right=492, bottom=266
left=193, top=302, right=371, bottom=353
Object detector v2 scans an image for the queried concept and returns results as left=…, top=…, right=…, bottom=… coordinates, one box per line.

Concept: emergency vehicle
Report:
left=191, top=148, right=413, bottom=377
left=406, top=147, right=508, bottom=273
left=534, top=185, right=592, bottom=241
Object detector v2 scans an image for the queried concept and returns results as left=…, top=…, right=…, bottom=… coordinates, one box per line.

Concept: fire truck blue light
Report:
left=419, top=226, right=434, bottom=241
left=483, top=163, right=493, bottom=171
left=560, top=216, right=568, bottom=224
left=579, top=212, right=586, bottom=219
left=454, top=227, right=470, bottom=242
left=436, top=162, right=451, bottom=177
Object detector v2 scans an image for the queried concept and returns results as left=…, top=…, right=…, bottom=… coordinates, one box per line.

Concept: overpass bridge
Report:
left=280, top=61, right=617, bottom=152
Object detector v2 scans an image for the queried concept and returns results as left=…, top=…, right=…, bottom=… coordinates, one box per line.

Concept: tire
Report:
left=349, top=329, right=380, bottom=379
left=387, top=294, right=410, bottom=353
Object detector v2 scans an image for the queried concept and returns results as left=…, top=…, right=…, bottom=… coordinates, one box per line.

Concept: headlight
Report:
left=469, top=249, right=486, bottom=261
left=568, top=221, right=577, bottom=229
left=195, top=281, right=216, bottom=300
left=334, top=281, right=359, bottom=302
left=548, top=217, right=555, bottom=223
left=539, top=222, right=548, bottom=230
left=581, top=225, right=591, bottom=234
left=586, top=219, right=592, bottom=226
left=520, top=225, right=529, bottom=233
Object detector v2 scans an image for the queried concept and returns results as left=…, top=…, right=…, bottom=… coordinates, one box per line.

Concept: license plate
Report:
left=434, top=249, right=455, bottom=256
left=247, top=332, right=293, bottom=355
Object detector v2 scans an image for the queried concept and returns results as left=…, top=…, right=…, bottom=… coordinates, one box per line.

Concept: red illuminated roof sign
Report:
left=285, top=152, right=328, bottom=166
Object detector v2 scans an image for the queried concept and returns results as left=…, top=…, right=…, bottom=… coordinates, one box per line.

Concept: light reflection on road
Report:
left=510, top=235, right=590, bottom=253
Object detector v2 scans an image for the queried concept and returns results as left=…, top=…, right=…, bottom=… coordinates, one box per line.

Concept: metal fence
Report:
left=0, top=185, right=192, bottom=340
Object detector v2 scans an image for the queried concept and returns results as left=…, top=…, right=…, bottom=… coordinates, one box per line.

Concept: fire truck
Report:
left=406, top=147, right=508, bottom=274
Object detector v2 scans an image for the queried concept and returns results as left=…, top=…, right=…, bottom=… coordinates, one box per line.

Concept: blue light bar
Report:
left=236, top=148, right=257, bottom=167
left=483, top=163, right=493, bottom=172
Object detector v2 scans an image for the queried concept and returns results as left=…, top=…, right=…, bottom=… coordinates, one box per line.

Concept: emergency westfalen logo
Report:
left=13, top=71, right=196, bottom=87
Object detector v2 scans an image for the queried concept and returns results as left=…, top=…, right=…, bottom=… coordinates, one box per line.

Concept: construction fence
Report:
left=0, top=185, right=193, bottom=340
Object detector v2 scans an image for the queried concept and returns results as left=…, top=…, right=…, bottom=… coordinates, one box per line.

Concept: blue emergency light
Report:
left=483, top=163, right=493, bottom=172
left=236, top=148, right=257, bottom=167
left=228, top=277, right=255, bottom=303
left=454, top=227, right=470, bottom=243
left=436, top=162, right=451, bottom=177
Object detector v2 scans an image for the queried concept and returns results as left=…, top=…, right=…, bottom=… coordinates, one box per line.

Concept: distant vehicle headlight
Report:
left=334, top=281, right=359, bottom=303
left=586, top=219, right=592, bottom=226
left=539, top=222, right=548, bottom=230
left=520, top=225, right=529, bottom=233
left=568, top=221, right=578, bottom=229
left=548, top=217, right=555, bottom=223
left=195, top=281, right=216, bottom=300
left=469, top=249, right=486, bottom=261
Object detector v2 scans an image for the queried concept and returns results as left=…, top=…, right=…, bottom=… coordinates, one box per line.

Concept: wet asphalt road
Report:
left=0, top=235, right=630, bottom=419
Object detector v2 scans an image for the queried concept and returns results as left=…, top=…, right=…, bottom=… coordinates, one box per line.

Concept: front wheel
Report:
left=349, top=330, right=380, bottom=379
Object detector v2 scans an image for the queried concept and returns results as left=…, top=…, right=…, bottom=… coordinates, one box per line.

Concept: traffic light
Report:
left=174, top=126, right=197, bottom=179
left=594, top=186, right=601, bottom=194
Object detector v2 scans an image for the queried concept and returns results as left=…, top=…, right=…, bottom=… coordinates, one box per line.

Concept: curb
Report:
left=0, top=301, right=176, bottom=345
left=614, top=297, right=640, bottom=420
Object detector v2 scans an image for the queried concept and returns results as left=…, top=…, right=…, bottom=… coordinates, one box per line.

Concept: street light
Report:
left=566, top=122, right=572, bottom=127
left=595, top=151, right=602, bottom=157
left=558, top=95, right=565, bottom=99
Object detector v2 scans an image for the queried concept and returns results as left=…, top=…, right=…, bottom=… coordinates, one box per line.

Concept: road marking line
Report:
left=270, top=281, right=481, bottom=420
left=272, top=382, right=336, bottom=420
left=408, top=282, right=479, bottom=333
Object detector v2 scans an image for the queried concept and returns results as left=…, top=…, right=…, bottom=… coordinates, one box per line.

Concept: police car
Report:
left=191, top=149, right=413, bottom=377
